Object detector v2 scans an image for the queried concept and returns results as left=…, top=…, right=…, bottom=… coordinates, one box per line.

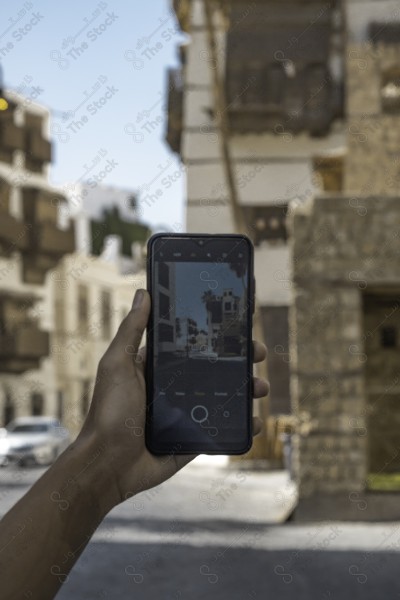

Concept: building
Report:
left=153, top=261, right=177, bottom=358
left=0, top=87, right=75, bottom=424
left=166, top=0, right=347, bottom=418
left=49, top=251, right=145, bottom=435
left=289, top=1, right=400, bottom=520
left=0, top=87, right=149, bottom=436
left=166, top=0, right=400, bottom=517
left=205, top=288, right=244, bottom=356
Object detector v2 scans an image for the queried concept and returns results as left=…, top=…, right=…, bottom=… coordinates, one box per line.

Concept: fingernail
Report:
left=132, top=289, right=144, bottom=309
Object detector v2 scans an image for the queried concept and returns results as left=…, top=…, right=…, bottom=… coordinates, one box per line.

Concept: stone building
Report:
left=167, top=0, right=400, bottom=515
left=166, top=0, right=347, bottom=421
left=289, top=1, right=400, bottom=519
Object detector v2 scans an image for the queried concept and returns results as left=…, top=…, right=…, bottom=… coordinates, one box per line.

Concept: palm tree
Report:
left=201, top=290, right=216, bottom=308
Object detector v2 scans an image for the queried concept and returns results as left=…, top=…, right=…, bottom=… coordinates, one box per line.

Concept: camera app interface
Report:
left=152, top=243, right=250, bottom=450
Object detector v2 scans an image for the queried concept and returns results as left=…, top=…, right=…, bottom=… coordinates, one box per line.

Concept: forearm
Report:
left=0, top=432, right=119, bottom=600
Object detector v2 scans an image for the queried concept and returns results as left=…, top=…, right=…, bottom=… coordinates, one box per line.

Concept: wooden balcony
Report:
left=35, top=222, right=75, bottom=256
left=22, top=187, right=59, bottom=223
left=0, top=212, right=30, bottom=254
left=27, top=129, right=52, bottom=163
left=225, top=1, right=344, bottom=136
left=20, top=186, right=75, bottom=283
left=0, top=100, right=21, bottom=164
left=0, top=177, right=30, bottom=255
left=0, top=326, right=49, bottom=373
left=0, top=121, right=25, bottom=152
left=165, top=68, right=183, bottom=154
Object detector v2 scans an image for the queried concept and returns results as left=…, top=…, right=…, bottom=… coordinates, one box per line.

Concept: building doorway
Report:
left=363, top=292, right=400, bottom=490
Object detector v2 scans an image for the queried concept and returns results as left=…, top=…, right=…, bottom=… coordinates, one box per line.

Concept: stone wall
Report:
left=288, top=195, right=400, bottom=509
left=345, top=43, right=400, bottom=194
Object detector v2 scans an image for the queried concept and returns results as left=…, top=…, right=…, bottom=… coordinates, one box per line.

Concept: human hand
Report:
left=77, top=289, right=269, bottom=514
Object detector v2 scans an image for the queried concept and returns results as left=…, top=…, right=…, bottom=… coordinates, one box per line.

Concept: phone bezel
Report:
left=145, top=232, right=254, bottom=455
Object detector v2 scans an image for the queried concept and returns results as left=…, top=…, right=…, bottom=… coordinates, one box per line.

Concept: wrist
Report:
left=57, top=431, right=121, bottom=518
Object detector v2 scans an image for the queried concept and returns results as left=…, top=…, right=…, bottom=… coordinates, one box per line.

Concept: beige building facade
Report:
left=168, top=0, right=400, bottom=515
left=0, top=90, right=146, bottom=436
left=168, top=0, right=348, bottom=417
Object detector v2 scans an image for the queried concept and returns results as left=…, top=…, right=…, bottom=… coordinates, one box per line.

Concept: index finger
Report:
left=253, top=340, right=267, bottom=363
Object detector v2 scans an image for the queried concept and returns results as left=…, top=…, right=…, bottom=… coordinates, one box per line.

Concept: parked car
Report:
left=0, top=417, right=70, bottom=467
left=189, top=347, right=218, bottom=361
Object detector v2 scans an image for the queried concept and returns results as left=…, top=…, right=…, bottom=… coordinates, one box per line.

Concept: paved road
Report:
left=1, top=458, right=400, bottom=599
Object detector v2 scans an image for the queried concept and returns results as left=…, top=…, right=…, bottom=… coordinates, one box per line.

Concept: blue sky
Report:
left=175, top=262, right=246, bottom=329
left=1, top=0, right=187, bottom=231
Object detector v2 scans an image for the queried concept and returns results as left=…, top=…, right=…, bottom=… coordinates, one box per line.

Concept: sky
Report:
left=174, top=262, right=245, bottom=329
left=0, top=0, right=187, bottom=232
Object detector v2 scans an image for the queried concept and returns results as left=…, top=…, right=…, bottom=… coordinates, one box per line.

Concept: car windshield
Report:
left=8, top=424, right=50, bottom=433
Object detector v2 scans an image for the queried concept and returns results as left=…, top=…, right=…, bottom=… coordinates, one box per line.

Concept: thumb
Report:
left=112, top=289, right=151, bottom=356
left=127, top=289, right=151, bottom=353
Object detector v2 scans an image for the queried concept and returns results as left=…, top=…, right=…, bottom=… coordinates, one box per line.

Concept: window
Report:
left=381, top=326, right=397, bottom=348
left=225, top=302, right=232, bottom=311
left=3, top=394, right=14, bottom=426
left=159, top=292, right=170, bottom=318
left=101, top=290, right=112, bottom=339
left=31, top=393, right=44, bottom=416
left=77, top=285, right=88, bottom=332
left=158, top=323, right=174, bottom=342
left=159, top=262, right=170, bottom=289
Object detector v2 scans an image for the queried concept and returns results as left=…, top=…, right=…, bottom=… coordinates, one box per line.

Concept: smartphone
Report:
left=146, top=233, right=255, bottom=455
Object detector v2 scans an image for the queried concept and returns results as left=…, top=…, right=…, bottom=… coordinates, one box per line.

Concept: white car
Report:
left=189, top=348, right=218, bottom=361
left=0, top=417, right=70, bottom=467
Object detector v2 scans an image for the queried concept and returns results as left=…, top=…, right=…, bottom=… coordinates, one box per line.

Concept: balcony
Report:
left=0, top=292, right=49, bottom=373
left=27, top=128, right=52, bottom=163
left=165, top=68, right=184, bottom=154
left=0, top=326, right=49, bottom=373
left=24, top=112, right=52, bottom=173
left=226, top=66, right=343, bottom=137
left=0, top=100, right=22, bottom=164
left=225, top=1, right=344, bottom=136
left=22, top=187, right=60, bottom=223
left=1, top=121, right=25, bottom=152
left=35, top=222, right=75, bottom=256
left=20, top=186, right=75, bottom=283
left=0, top=212, right=30, bottom=255
left=172, top=0, right=190, bottom=33
left=0, top=177, right=30, bottom=256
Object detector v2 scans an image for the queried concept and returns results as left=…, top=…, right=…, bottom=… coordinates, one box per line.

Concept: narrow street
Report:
left=1, top=458, right=400, bottom=599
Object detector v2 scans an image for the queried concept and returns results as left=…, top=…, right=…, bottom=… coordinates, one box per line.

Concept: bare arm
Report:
left=0, top=289, right=268, bottom=599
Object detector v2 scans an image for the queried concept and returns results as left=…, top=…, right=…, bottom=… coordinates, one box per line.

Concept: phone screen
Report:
left=146, top=235, right=253, bottom=454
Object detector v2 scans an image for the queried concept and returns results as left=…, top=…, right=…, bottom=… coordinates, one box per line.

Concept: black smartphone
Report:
left=146, top=233, right=255, bottom=455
